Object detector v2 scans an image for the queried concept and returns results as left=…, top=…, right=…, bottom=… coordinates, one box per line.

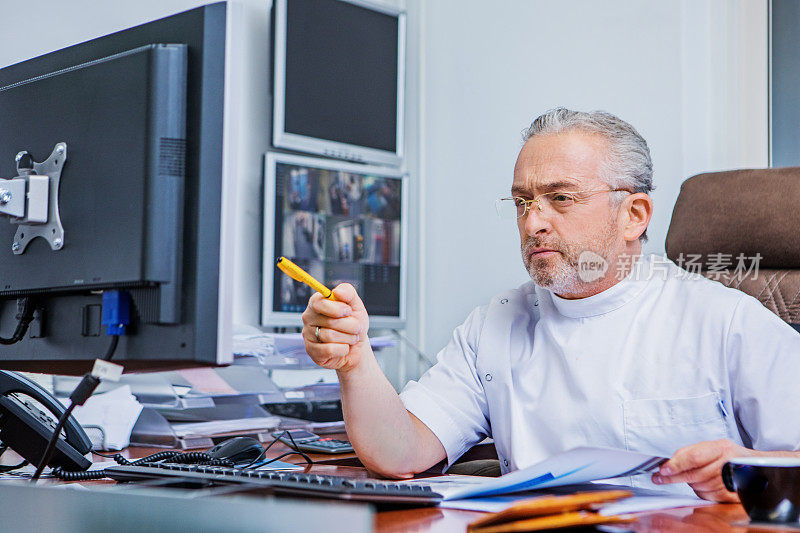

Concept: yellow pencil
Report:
left=276, top=257, right=338, bottom=301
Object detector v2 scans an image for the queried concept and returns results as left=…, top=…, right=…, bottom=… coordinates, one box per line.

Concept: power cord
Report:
left=0, top=297, right=36, bottom=345
left=241, top=430, right=313, bottom=469
left=30, top=401, right=80, bottom=481
left=0, top=460, right=28, bottom=473
left=31, top=290, right=130, bottom=482
left=50, top=433, right=314, bottom=481
left=30, top=335, right=120, bottom=482
left=28, top=288, right=311, bottom=483
left=0, top=441, right=29, bottom=475
left=51, top=451, right=235, bottom=481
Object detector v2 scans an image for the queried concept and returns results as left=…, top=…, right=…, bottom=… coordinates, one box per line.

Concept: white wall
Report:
left=0, top=1, right=202, bottom=67
left=413, top=0, right=769, bottom=360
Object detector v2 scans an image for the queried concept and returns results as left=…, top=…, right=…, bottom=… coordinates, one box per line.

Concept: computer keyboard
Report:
left=105, top=462, right=443, bottom=505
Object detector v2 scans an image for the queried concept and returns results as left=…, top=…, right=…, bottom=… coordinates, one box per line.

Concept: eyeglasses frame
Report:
left=498, top=188, right=634, bottom=219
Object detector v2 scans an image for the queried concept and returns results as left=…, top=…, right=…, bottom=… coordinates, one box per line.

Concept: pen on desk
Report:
left=276, top=256, right=338, bottom=301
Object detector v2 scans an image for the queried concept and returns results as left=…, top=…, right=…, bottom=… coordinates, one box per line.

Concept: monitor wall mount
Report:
left=0, top=142, right=66, bottom=254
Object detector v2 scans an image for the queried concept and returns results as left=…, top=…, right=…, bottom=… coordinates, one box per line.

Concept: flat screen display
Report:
left=263, top=153, right=405, bottom=326
left=273, top=0, right=405, bottom=166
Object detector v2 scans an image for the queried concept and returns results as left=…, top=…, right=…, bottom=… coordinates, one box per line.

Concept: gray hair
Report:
left=522, top=108, right=653, bottom=240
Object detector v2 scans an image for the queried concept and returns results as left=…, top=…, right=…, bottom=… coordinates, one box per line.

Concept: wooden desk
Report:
left=82, top=442, right=770, bottom=532
left=375, top=505, right=760, bottom=532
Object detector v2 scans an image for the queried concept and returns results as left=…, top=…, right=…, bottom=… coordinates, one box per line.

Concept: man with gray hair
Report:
left=301, top=108, right=800, bottom=502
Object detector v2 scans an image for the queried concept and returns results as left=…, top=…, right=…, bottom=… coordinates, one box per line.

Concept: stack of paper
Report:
left=63, top=385, right=144, bottom=450
left=171, top=416, right=280, bottom=438
left=233, top=332, right=397, bottom=368
left=399, top=447, right=710, bottom=517
left=439, top=485, right=709, bottom=515
left=430, top=447, right=666, bottom=500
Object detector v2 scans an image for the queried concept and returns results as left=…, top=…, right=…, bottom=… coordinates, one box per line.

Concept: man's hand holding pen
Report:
left=302, top=283, right=371, bottom=373
left=276, top=256, right=372, bottom=372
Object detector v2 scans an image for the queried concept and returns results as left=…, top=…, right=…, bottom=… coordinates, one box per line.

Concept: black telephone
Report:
left=0, top=370, right=91, bottom=471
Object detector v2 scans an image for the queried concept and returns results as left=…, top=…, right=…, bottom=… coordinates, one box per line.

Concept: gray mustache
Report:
left=522, top=239, right=562, bottom=253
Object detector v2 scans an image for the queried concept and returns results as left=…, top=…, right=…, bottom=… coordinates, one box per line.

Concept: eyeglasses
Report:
left=495, top=189, right=632, bottom=220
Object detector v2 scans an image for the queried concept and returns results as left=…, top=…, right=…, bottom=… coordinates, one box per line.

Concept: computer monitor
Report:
left=272, top=0, right=406, bottom=167
left=0, top=3, right=239, bottom=373
left=262, top=152, right=407, bottom=327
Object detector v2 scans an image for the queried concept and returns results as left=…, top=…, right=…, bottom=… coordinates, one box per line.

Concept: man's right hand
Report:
left=301, top=283, right=371, bottom=373
left=302, top=283, right=446, bottom=478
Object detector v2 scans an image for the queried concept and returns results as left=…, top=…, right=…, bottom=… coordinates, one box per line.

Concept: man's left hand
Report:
left=652, top=439, right=753, bottom=502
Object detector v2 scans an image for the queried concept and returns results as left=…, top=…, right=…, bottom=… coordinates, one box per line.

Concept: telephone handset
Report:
left=0, top=370, right=91, bottom=471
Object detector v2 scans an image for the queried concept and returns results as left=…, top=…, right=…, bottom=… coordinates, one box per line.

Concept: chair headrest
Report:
left=666, top=167, right=800, bottom=269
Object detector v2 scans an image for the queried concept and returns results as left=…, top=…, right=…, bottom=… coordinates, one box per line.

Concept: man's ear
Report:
left=621, top=193, right=653, bottom=242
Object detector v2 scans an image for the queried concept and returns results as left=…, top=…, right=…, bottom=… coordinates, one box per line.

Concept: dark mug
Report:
left=722, top=457, right=800, bottom=524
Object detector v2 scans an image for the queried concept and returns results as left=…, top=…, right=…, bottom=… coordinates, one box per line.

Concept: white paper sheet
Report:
left=598, top=494, right=711, bottom=515
left=64, top=385, right=144, bottom=451
left=412, top=447, right=667, bottom=500
left=439, top=490, right=709, bottom=515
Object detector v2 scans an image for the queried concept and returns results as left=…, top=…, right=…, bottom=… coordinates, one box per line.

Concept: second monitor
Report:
left=263, top=153, right=406, bottom=327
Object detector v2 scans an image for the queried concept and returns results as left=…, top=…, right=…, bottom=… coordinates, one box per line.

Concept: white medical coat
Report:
left=400, top=256, right=800, bottom=495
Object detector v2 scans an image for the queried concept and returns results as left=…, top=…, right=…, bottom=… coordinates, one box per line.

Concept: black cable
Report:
left=242, top=433, right=283, bottom=468
left=0, top=441, right=28, bottom=473
left=0, top=459, right=28, bottom=473
left=242, top=431, right=292, bottom=468
left=50, top=451, right=235, bottom=482
left=0, top=297, right=36, bottom=345
left=132, top=451, right=233, bottom=467
left=284, top=431, right=302, bottom=453
left=262, top=451, right=313, bottom=467
left=30, top=403, right=77, bottom=481
left=2, top=457, right=26, bottom=469
left=242, top=431, right=314, bottom=470
left=282, top=432, right=313, bottom=466
left=50, top=467, right=107, bottom=481
left=31, top=335, right=120, bottom=482
left=102, top=334, right=119, bottom=361
left=89, top=450, right=232, bottom=468
left=124, top=451, right=182, bottom=466
left=92, top=451, right=123, bottom=460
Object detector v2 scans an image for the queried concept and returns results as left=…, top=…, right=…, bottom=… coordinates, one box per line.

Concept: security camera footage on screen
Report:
left=273, top=162, right=402, bottom=317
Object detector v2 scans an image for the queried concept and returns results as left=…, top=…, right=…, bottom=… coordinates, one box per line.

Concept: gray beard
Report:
left=521, top=218, right=619, bottom=295
left=522, top=241, right=586, bottom=294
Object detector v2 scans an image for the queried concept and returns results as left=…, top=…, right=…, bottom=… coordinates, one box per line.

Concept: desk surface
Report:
left=72, top=441, right=769, bottom=532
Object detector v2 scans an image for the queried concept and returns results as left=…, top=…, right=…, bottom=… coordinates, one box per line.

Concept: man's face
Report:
left=512, top=131, right=624, bottom=296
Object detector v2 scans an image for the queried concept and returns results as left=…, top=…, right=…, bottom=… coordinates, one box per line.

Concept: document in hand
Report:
left=432, top=447, right=667, bottom=500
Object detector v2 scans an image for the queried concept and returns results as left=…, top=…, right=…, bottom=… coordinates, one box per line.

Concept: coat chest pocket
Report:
left=623, top=392, right=730, bottom=457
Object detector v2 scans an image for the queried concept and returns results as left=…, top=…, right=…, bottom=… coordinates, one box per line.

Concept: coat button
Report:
left=503, top=459, right=509, bottom=467
left=485, top=373, right=492, bottom=382
left=500, top=298, right=508, bottom=304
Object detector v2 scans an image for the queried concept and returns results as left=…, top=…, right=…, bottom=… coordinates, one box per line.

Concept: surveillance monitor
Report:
left=263, top=152, right=407, bottom=328
left=272, top=0, right=406, bottom=166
